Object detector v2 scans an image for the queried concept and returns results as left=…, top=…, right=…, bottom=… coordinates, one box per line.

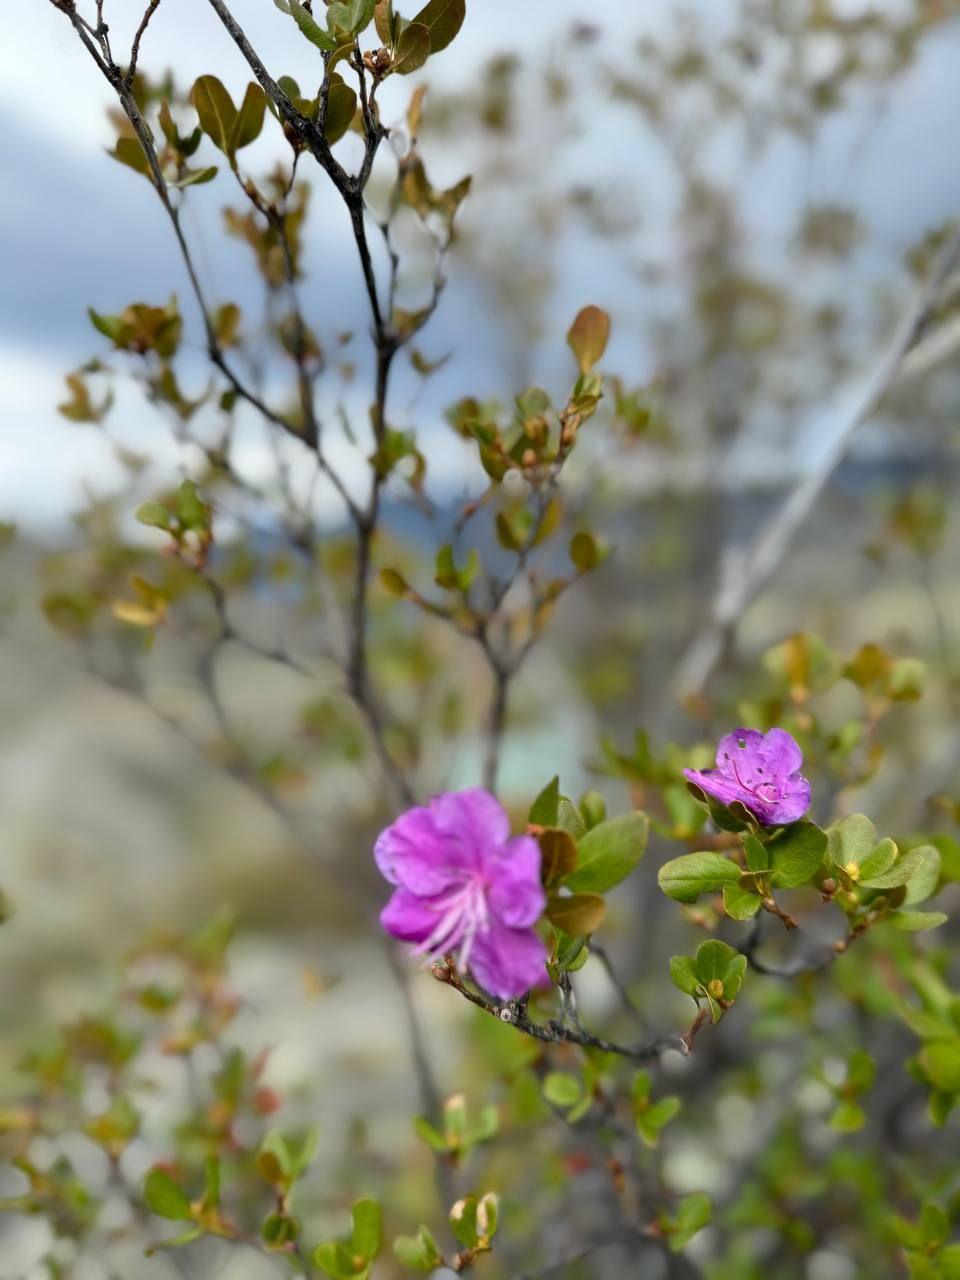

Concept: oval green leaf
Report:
left=564, top=812, right=648, bottom=894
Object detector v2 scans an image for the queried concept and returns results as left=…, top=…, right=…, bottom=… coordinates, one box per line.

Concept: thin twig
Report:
left=126, top=0, right=161, bottom=87
left=739, top=913, right=836, bottom=979
left=431, top=957, right=697, bottom=1062
left=590, top=942, right=649, bottom=1031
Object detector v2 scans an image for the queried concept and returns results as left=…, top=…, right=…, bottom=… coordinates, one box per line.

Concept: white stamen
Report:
left=411, top=872, right=491, bottom=972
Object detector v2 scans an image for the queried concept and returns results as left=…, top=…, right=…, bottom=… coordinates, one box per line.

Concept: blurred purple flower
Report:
left=375, top=789, right=547, bottom=999
left=683, top=727, right=811, bottom=826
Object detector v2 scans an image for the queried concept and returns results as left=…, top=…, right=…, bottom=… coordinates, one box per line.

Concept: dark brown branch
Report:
left=431, top=957, right=697, bottom=1062
left=53, top=0, right=417, bottom=807
left=204, top=0, right=351, bottom=196
left=203, top=1, right=417, bottom=808
left=49, top=2, right=345, bottom=480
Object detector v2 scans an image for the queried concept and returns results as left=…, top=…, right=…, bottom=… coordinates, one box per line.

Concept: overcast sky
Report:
left=3, top=1, right=960, bottom=533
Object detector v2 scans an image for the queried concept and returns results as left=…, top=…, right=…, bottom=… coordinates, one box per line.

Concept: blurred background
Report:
left=2, top=1, right=959, bottom=1276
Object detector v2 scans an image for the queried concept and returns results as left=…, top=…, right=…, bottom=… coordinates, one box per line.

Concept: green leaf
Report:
left=351, top=1200, right=381, bottom=1260
left=553, top=929, right=588, bottom=972
left=767, top=821, right=827, bottom=889
left=412, top=1115, right=446, bottom=1153
left=144, top=1226, right=204, bottom=1254
left=722, top=954, right=747, bottom=1001
left=860, top=844, right=938, bottom=890
left=449, top=1196, right=479, bottom=1248
left=694, top=939, right=740, bottom=987
left=374, top=0, right=394, bottom=44
left=888, top=910, right=948, bottom=932
left=722, top=882, right=761, bottom=920
left=278, top=75, right=302, bottom=100
left=657, top=852, right=740, bottom=903
left=327, top=0, right=377, bottom=36
left=670, top=1192, right=711, bottom=1251
left=392, top=21, right=431, bottom=74
left=88, top=307, right=124, bottom=342
left=564, top=812, right=648, bottom=894
left=325, top=79, right=358, bottom=145
left=380, top=568, right=408, bottom=597
left=169, top=165, right=218, bottom=188
left=556, top=796, right=586, bottom=839
left=829, top=1100, right=865, bottom=1132
left=434, top=543, right=478, bottom=593
left=743, top=834, right=769, bottom=872
left=543, top=1071, right=583, bottom=1109
left=858, top=837, right=898, bottom=881
left=314, top=1240, right=364, bottom=1278
left=285, top=0, right=338, bottom=51
left=135, top=501, right=173, bottom=531
left=546, top=893, right=606, bottom=937
left=826, top=814, right=876, bottom=866
left=476, top=1193, right=499, bottom=1242
left=190, top=75, right=238, bottom=155
left=579, top=791, right=606, bottom=830
left=257, top=1128, right=318, bottom=1189
left=230, top=82, right=267, bottom=152
left=921, top=1202, right=950, bottom=1247
left=393, top=1226, right=442, bottom=1271
left=683, top=941, right=745, bottom=1015
left=111, top=136, right=152, bottom=177
left=919, top=1041, right=960, bottom=1092
left=529, top=776, right=560, bottom=827
left=903, top=845, right=941, bottom=904
left=567, top=305, right=610, bottom=373
left=495, top=510, right=523, bottom=551
left=569, top=531, right=601, bottom=572
left=411, top=0, right=465, bottom=52
left=632, top=1071, right=651, bottom=1103
left=443, top=1092, right=467, bottom=1142
left=847, top=1049, right=875, bottom=1092
left=143, top=1169, right=193, bottom=1221
left=637, top=1095, right=681, bottom=1147
left=669, top=956, right=700, bottom=997
left=262, top=1212, right=300, bottom=1246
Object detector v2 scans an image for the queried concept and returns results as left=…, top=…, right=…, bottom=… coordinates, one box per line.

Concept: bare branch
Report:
left=431, top=956, right=699, bottom=1062
left=126, top=0, right=161, bottom=87
left=670, top=226, right=960, bottom=697
left=204, top=0, right=351, bottom=196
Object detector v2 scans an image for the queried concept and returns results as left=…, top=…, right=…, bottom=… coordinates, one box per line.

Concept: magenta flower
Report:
left=375, top=789, right=547, bottom=1000
left=683, top=727, right=811, bottom=827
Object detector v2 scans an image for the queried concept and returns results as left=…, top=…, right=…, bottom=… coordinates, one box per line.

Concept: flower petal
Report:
left=468, top=920, right=548, bottom=1000
left=715, top=728, right=765, bottom=773
left=380, top=888, right=445, bottom=943
left=766, top=777, right=811, bottom=825
left=758, top=728, right=803, bottom=776
left=683, top=767, right=751, bottom=810
left=374, top=802, right=474, bottom=895
left=486, top=836, right=545, bottom=928
left=431, top=788, right=510, bottom=852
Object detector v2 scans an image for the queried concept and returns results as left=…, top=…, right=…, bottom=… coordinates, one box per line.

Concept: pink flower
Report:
left=684, top=727, right=811, bottom=827
left=375, top=789, right=547, bottom=1000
